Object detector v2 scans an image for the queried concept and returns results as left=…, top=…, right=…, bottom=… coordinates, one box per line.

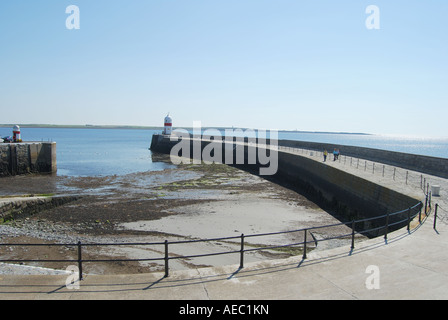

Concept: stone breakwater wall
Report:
left=0, top=142, right=57, bottom=177
left=277, top=151, right=420, bottom=235
left=150, top=134, right=421, bottom=236
left=0, top=195, right=79, bottom=222
left=279, top=139, right=448, bottom=179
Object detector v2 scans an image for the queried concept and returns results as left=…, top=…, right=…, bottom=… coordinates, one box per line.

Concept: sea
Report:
left=2, top=127, right=447, bottom=177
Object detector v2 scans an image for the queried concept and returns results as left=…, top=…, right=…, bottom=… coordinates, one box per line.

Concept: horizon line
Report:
left=0, top=123, right=372, bottom=136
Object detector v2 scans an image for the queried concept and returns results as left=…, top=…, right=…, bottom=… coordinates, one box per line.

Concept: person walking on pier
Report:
left=323, top=150, right=328, bottom=162
left=333, top=148, right=340, bottom=161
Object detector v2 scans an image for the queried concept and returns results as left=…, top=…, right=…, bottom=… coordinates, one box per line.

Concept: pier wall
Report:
left=279, top=139, right=448, bottom=179
left=150, top=134, right=420, bottom=236
left=277, top=151, right=419, bottom=234
left=0, top=142, right=57, bottom=177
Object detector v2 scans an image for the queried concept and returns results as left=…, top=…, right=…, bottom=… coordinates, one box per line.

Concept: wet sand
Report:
left=0, top=156, right=358, bottom=274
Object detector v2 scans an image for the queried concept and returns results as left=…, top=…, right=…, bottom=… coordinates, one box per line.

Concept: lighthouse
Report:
left=163, top=114, right=173, bottom=135
left=13, top=125, right=22, bottom=142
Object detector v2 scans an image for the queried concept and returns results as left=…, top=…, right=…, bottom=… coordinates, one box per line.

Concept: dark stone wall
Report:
left=0, top=142, right=57, bottom=177
left=275, top=150, right=420, bottom=236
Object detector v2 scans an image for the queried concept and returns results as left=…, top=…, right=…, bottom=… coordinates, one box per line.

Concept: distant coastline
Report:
left=0, top=124, right=162, bottom=130
left=0, top=124, right=371, bottom=136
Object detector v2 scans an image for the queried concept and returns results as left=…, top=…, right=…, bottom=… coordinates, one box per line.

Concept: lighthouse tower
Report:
left=13, top=125, right=22, bottom=142
left=163, top=114, right=173, bottom=135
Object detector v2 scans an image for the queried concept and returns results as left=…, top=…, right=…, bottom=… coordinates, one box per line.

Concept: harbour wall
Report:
left=276, top=151, right=419, bottom=235
left=0, top=195, right=79, bottom=223
left=0, top=142, right=57, bottom=177
left=279, top=139, right=448, bottom=179
left=150, top=134, right=421, bottom=236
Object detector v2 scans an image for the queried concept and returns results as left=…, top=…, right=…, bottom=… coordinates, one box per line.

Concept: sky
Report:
left=0, top=1, right=447, bottom=137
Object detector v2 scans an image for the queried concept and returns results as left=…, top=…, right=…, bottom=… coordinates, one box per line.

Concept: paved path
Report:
left=0, top=149, right=447, bottom=300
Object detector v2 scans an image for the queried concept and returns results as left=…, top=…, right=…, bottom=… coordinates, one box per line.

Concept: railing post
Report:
left=351, top=220, right=355, bottom=250
left=424, top=194, right=428, bottom=216
left=407, top=207, right=411, bottom=232
left=434, top=204, right=438, bottom=230
left=164, top=240, right=169, bottom=278
left=429, top=191, right=432, bottom=210
left=77, top=241, right=83, bottom=281
left=240, top=234, right=245, bottom=269
left=303, top=229, right=307, bottom=259
left=384, top=211, right=389, bottom=241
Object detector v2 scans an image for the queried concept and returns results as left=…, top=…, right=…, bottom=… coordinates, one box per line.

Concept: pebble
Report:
left=0, top=262, right=71, bottom=275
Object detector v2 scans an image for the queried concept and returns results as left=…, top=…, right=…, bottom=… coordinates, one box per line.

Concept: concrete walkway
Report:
left=0, top=150, right=447, bottom=300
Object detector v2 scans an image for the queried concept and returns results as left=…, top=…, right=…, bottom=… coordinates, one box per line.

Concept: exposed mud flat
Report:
left=0, top=156, right=359, bottom=274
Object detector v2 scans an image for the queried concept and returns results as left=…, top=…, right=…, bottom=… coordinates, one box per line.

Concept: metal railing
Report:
left=0, top=201, right=424, bottom=281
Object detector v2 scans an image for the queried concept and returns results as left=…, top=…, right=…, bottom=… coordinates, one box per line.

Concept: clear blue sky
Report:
left=1, top=1, right=447, bottom=136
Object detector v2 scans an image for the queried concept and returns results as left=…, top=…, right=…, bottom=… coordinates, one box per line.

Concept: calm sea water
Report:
left=2, top=127, right=447, bottom=177
left=1, top=127, right=174, bottom=177
left=278, top=132, right=448, bottom=159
